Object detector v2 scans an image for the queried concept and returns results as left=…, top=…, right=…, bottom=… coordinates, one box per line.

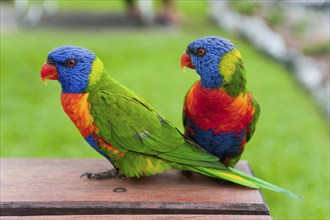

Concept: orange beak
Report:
left=180, top=52, right=195, bottom=71
left=40, top=63, right=58, bottom=84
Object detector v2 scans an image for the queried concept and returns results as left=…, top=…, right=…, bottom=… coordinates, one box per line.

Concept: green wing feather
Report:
left=246, top=93, right=261, bottom=142
left=88, top=73, right=226, bottom=170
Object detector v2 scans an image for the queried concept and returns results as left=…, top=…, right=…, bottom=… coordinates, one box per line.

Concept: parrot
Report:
left=40, top=45, right=299, bottom=198
left=180, top=36, right=260, bottom=168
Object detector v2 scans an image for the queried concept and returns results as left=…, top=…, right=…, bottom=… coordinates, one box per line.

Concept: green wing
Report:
left=246, top=93, right=260, bottom=142
left=88, top=77, right=227, bottom=170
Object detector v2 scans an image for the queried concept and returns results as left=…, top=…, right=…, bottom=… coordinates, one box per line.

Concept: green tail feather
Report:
left=187, top=166, right=301, bottom=199
left=188, top=166, right=259, bottom=189
left=229, top=168, right=302, bottom=199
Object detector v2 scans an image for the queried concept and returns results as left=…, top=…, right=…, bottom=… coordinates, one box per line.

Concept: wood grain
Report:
left=0, top=159, right=270, bottom=216
left=0, top=214, right=272, bottom=220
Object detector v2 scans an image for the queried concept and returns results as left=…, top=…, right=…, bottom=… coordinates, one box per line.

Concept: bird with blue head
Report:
left=181, top=36, right=260, bottom=167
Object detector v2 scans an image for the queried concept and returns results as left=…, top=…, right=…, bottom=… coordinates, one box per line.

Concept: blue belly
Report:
left=185, top=120, right=245, bottom=162
left=85, top=134, right=111, bottom=160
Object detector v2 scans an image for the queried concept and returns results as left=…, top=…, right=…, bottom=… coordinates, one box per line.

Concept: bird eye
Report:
left=66, top=59, right=76, bottom=67
left=47, top=58, right=55, bottom=65
left=197, top=48, right=205, bottom=56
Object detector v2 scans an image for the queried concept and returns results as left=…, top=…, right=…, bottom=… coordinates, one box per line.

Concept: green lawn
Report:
left=1, top=1, right=329, bottom=219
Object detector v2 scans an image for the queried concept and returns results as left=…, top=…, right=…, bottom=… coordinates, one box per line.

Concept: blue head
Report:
left=180, top=36, right=237, bottom=89
left=40, top=46, right=97, bottom=93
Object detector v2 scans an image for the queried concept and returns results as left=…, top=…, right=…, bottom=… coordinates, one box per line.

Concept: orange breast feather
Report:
left=60, top=93, right=99, bottom=138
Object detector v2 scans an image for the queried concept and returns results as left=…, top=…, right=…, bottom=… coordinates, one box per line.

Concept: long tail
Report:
left=187, top=166, right=301, bottom=199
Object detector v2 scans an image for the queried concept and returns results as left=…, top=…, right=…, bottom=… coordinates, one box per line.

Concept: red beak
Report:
left=40, top=63, right=58, bottom=84
left=180, top=52, right=195, bottom=71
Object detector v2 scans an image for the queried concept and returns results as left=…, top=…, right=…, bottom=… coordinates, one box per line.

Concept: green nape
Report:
left=219, top=50, right=247, bottom=97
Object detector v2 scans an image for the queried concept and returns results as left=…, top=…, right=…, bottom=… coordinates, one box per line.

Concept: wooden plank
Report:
left=0, top=159, right=269, bottom=216
left=0, top=214, right=272, bottom=220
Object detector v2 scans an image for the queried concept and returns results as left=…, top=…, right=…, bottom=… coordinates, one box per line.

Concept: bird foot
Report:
left=218, top=179, right=228, bottom=184
left=181, top=170, right=193, bottom=180
left=80, top=169, right=119, bottom=180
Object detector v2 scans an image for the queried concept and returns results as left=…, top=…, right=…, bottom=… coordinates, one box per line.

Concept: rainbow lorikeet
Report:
left=40, top=46, right=298, bottom=198
left=180, top=36, right=260, bottom=168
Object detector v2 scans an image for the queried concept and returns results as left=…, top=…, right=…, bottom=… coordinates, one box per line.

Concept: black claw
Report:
left=218, top=179, right=228, bottom=184
left=181, top=170, right=193, bottom=179
left=80, top=169, right=119, bottom=180
left=80, top=172, right=93, bottom=179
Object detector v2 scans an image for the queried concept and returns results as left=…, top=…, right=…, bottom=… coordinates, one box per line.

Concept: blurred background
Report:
left=1, top=0, right=329, bottom=219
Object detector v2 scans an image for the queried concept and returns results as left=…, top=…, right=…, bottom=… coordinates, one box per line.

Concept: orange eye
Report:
left=66, top=59, right=76, bottom=67
left=197, top=48, right=205, bottom=56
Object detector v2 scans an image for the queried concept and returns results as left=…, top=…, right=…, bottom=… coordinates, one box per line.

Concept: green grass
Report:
left=1, top=1, right=329, bottom=219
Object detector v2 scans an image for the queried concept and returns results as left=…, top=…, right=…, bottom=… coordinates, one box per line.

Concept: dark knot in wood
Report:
left=113, top=187, right=127, bottom=193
